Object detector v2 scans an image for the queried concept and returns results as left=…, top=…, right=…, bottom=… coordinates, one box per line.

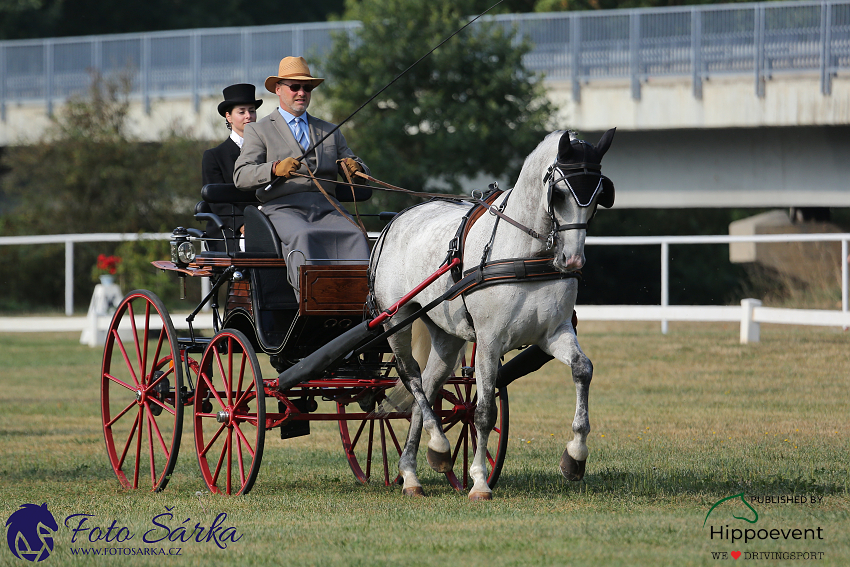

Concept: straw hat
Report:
left=264, top=56, right=325, bottom=94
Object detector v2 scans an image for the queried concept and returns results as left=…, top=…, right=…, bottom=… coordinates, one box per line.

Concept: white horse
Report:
left=369, top=129, right=616, bottom=499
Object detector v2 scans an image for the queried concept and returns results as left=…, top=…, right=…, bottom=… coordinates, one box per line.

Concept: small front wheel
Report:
left=194, top=329, right=265, bottom=495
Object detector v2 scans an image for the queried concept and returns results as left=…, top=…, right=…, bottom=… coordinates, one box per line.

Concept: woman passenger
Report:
left=201, top=83, right=263, bottom=252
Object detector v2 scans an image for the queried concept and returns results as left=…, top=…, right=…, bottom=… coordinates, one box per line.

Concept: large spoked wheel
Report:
left=101, top=290, right=183, bottom=492
left=194, top=329, right=265, bottom=495
left=338, top=354, right=406, bottom=486
left=337, top=349, right=509, bottom=491
left=440, top=349, right=509, bottom=491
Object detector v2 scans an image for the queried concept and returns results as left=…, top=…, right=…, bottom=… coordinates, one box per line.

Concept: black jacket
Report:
left=201, top=138, right=246, bottom=252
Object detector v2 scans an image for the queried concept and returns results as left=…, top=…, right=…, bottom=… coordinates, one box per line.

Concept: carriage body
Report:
left=100, top=184, right=508, bottom=495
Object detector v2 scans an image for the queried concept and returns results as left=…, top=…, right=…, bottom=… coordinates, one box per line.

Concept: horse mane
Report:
left=512, top=130, right=576, bottom=193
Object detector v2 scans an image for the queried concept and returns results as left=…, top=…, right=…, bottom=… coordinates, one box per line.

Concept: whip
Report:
left=264, top=0, right=505, bottom=192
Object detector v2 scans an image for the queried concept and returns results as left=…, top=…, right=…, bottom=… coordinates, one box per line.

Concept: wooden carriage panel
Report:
left=226, top=281, right=253, bottom=316
left=299, top=265, right=369, bottom=316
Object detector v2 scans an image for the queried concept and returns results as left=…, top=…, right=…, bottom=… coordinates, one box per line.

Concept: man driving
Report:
left=234, top=56, right=371, bottom=292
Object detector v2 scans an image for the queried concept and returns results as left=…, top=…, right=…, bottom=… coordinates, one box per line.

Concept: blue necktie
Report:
left=293, top=117, right=309, bottom=150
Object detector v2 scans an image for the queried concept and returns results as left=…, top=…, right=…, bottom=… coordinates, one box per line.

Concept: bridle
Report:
left=541, top=159, right=610, bottom=249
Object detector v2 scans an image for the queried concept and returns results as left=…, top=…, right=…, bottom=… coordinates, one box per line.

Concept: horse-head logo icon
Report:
left=5, top=503, right=58, bottom=562
left=703, top=492, right=759, bottom=527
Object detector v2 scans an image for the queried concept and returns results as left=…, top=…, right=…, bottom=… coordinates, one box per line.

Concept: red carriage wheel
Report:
left=337, top=357, right=406, bottom=486
left=101, top=290, right=184, bottom=492
left=338, top=350, right=509, bottom=490
left=194, top=329, right=265, bottom=495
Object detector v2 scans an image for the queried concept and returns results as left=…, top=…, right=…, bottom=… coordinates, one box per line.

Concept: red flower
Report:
left=97, top=254, right=122, bottom=275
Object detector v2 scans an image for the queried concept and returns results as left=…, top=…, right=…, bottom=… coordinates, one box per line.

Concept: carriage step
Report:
left=278, top=399, right=312, bottom=439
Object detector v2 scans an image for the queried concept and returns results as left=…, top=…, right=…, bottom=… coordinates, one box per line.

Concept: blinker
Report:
left=549, top=166, right=604, bottom=207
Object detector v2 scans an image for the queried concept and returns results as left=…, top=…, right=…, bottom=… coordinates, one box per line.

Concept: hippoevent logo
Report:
left=703, top=493, right=826, bottom=560
left=704, top=493, right=759, bottom=527
left=5, top=503, right=243, bottom=561
left=5, top=503, right=58, bottom=562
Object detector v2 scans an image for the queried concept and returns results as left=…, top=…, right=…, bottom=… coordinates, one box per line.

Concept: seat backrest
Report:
left=243, top=205, right=283, bottom=258
left=201, top=183, right=260, bottom=204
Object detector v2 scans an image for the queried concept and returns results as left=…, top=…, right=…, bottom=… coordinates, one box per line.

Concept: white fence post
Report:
left=65, top=240, right=74, bottom=316
left=661, top=241, right=669, bottom=334
left=842, top=238, right=848, bottom=314
left=740, top=298, right=762, bottom=344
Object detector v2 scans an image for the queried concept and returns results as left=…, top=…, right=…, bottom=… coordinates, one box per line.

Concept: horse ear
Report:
left=557, top=131, right=573, bottom=161
left=599, top=177, right=615, bottom=208
left=595, top=128, right=616, bottom=158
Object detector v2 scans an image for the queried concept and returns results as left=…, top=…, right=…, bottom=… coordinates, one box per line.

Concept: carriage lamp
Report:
left=170, top=227, right=196, bottom=268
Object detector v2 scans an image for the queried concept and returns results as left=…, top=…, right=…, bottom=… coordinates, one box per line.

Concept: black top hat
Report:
left=217, top=83, right=263, bottom=117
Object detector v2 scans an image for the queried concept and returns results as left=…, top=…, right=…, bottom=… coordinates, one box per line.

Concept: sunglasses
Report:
left=280, top=82, right=315, bottom=93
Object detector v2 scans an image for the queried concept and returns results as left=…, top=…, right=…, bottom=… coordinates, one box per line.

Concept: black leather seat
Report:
left=197, top=184, right=259, bottom=253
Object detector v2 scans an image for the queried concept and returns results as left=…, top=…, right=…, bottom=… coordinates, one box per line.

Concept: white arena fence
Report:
left=0, top=231, right=849, bottom=344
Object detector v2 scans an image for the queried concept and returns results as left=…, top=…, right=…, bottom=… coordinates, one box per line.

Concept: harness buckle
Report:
left=546, top=232, right=556, bottom=250
left=447, top=236, right=460, bottom=255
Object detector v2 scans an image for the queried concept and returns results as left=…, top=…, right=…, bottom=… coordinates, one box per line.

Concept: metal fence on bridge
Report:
left=1, top=0, right=849, bottom=119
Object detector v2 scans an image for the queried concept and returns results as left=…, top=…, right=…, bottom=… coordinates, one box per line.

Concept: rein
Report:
left=292, top=171, right=551, bottom=246
left=301, top=168, right=369, bottom=237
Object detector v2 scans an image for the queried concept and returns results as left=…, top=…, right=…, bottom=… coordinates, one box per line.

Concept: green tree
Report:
left=0, top=0, right=346, bottom=40
left=0, top=73, right=205, bottom=235
left=322, top=0, right=556, bottom=203
left=0, top=73, right=206, bottom=312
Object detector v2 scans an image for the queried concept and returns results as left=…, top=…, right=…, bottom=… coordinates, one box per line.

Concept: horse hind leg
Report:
left=419, top=331, right=466, bottom=475
left=386, top=323, right=428, bottom=496
left=388, top=319, right=457, bottom=494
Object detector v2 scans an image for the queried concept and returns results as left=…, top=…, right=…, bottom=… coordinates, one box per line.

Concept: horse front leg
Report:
left=468, top=345, right=499, bottom=500
left=542, top=321, right=593, bottom=481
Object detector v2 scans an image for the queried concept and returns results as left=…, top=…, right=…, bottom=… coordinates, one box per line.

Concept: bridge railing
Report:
left=1, top=232, right=848, bottom=339
left=1, top=0, right=849, bottom=120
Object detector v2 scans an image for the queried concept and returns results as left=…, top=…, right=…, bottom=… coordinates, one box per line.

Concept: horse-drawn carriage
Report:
left=100, top=129, right=615, bottom=499
left=100, top=183, right=509, bottom=496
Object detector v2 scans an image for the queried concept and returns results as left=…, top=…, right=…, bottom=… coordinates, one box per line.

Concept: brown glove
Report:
left=274, top=157, right=301, bottom=179
left=339, top=158, right=363, bottom=177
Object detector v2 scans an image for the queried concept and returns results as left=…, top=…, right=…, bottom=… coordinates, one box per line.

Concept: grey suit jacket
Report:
left=233, top=109, right=368, bottom=204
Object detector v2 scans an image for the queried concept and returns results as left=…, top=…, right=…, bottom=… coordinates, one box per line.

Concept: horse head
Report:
left=544, top=128, right=616, bottom=272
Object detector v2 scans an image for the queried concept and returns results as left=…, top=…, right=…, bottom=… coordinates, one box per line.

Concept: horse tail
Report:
left=373, top=319, right=430, bottom=416
left=411, top=318, right=431, bottom=371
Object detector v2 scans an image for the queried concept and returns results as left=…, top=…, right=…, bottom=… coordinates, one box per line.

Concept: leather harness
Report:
left=439, top=184, right=582, bottom=327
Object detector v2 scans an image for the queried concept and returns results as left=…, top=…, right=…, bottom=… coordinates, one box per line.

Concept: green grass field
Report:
left=1, top=323, right=848, bottom=566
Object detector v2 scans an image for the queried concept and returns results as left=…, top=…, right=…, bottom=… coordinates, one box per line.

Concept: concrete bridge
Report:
left=2, top=1, right=849, bottom=208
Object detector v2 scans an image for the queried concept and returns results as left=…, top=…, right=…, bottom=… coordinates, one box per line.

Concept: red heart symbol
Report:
left=731, top=551, right=742, bottom=560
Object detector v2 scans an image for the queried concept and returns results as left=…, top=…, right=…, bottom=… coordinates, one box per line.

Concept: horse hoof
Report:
left=426, top=448, right=453, bottom=473
left=559, top=450, right=586, bottom=481
left=402, top=486, right=425, bottom=497
left=468, top=491, right=493, bottom=501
